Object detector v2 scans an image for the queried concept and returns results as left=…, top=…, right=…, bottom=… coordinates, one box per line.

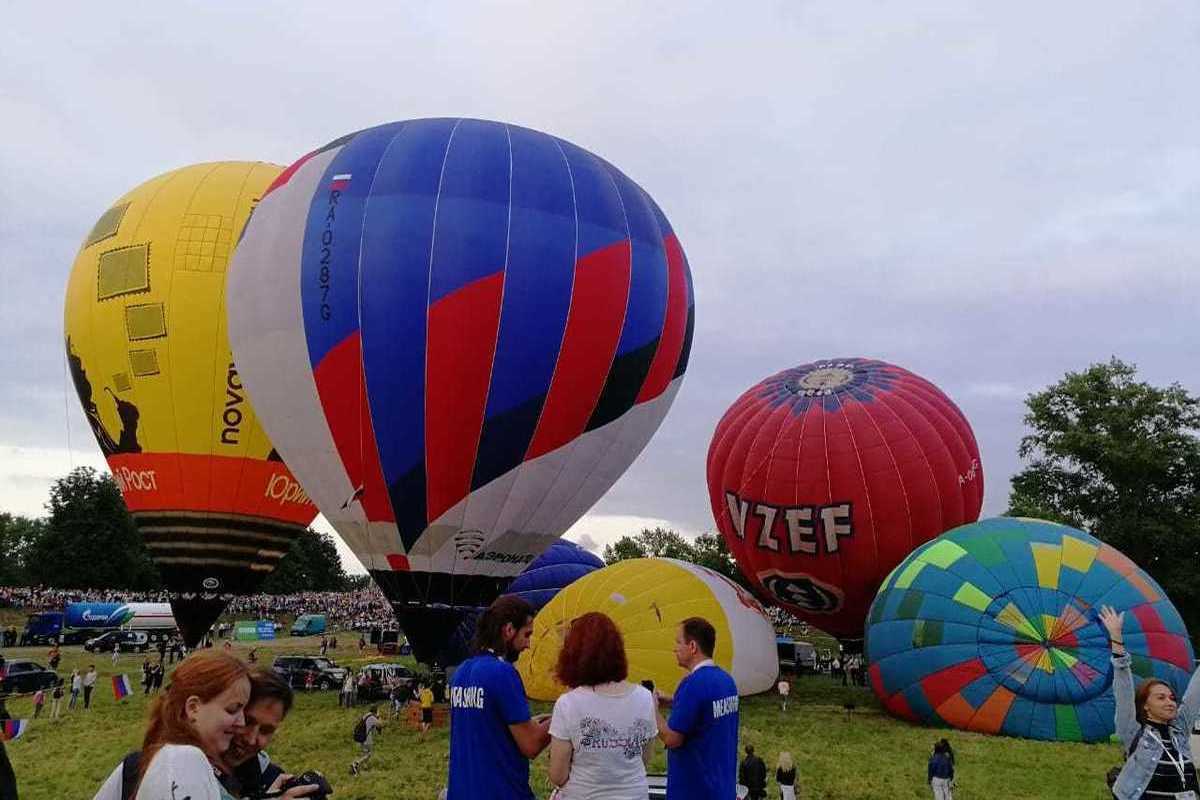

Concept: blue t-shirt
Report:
left=666, top=663, right=739, bottom=800
left=447, top=653, right=534, bottom=800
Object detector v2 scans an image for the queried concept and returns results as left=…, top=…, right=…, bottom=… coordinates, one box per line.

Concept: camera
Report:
left=275, top=770, right=333, bottom=799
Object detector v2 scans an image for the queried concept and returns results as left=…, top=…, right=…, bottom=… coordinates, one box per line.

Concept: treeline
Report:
left=0, top=467, right=349, bottom=594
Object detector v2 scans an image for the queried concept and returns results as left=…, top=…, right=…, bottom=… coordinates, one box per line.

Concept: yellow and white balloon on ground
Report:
left=518, top=558, right=779, bottom=701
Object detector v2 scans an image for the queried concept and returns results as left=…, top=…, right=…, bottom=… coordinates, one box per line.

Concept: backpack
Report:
left=353, top=715, right=369, bottom=743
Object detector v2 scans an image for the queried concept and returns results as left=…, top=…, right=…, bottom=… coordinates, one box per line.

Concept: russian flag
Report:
left=112, top=674, right=132, bottom=702
left=330, top=173, right=352, bottom=191
left=0, top=720, right=26, bottom=741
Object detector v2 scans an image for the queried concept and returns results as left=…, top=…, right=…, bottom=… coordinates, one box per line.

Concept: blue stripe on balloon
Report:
left=428, top=119, right=511, bottom=304
left=606, top=167, right=668, bottom=356
left=557, top=140, right=627, bottom=260
left=471, top=126, right=576, bottom=491
left=301, top=123, right=404, bottom=368
left=360, top=118, right=458, bottom=543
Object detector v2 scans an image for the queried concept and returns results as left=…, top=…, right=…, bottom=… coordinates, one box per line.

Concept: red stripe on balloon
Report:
left=920, top=658, right=988, bottom=710
left=526, top=240, right=631, bottom=460
left=425, top=270, right=505, bottom=522
left=265, top=150, right=321, bottom=197
left=635, top=234, right=689, bottom=404
left=312, top=332, right=394, bottom=522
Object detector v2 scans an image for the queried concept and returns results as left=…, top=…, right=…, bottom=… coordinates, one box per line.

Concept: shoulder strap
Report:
left=119, top=751, right=140, bottom=800
left=1127, top=725, right=1147, bottom=757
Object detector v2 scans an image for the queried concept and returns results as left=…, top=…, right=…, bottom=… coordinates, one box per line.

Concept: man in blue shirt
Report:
left=447, top=595, right=551, bottom=800
left=656, top=617, right=740, bottom=799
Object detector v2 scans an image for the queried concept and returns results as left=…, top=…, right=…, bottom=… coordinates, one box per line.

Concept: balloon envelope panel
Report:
left=63, top=162, right=317, bottom=644
left=865, top=518, right=1194, bottom=742
left=707, top=358, right=983, bottom=640
left=228, top=119, right=694, bottom=660
left=518, top=558, right=778, bottom=701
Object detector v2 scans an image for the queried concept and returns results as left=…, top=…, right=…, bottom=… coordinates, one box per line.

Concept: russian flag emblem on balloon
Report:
left=1, top=720, right=26, bottom=741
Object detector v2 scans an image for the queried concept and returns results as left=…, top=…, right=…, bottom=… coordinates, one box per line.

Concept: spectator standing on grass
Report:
left=446, top=595, right=550, bottom=800
left=655, top=617, right=740, bottom=800
left=51, top=679, right=64, bottom=719
left=546, top=612, right=656, bottom=800
left=928, top=740, right=955, bottom=799
left=1101, top=605, right=1200, bottom=800
left=142, top=659, right=152, bottom=695
left=48, top=644, right=61, bottom=672
left=32, top=688, right=45, bottom=719
left=775, top=752, right=796, bottom=800
left=777, top=679, right=790, bottom=712
left=83, top=665, right=98, bottom=709
left=419, top=683, right=435, bottom=739
left=341, top=672, right=353, bottom=708
left=112, top=641, right=121, bottom=665
left=70, top=668, right=82, bottom=709
left=739, top=744, right=767, bottom=800
left=350, top=705, right=382, bottom=775
left=151, top=661, right=164, bottom=694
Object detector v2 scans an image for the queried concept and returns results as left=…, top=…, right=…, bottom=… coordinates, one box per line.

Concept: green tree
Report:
left=0, top=513, right=45, bottom=585
left=691, top=532, right=750, bottom=588
left=259, top=528, right=350, bottom=593
left=1007, top=358, right=1200, bottom=629
left=27, top=467, right=160, bottom=589
left=603, top=526, right=696, bottom=564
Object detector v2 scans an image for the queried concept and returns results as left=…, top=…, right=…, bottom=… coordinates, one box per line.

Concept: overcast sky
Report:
left=2, top=2, right=1196, bottom=573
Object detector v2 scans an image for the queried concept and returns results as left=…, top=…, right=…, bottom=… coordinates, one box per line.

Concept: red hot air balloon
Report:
left=706, top=358, right=983, bottom=641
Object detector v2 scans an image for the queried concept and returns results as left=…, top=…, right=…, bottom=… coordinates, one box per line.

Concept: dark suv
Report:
left=84, top=630, right=150, bottom=653
left=1, top=660, right=59, bottom=694
left=272, top=655, right=348, bottom=690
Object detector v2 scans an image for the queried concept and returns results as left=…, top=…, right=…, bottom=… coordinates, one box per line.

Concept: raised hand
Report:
left=1098, top=605, right=1125, bottom=644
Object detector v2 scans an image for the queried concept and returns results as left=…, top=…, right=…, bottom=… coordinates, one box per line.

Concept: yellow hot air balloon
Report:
left=63, top=162, right=316, bottom=644
left=518, top=558, right=779, bottom=701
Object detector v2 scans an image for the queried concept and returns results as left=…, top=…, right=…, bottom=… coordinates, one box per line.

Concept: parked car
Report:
left=84, top=630, right=150, bottom=653
left=0, top=660, right=59, bottom=694
left=271, top=655, right=348, bottom=690
left=356, top=663, right=417, bottom=702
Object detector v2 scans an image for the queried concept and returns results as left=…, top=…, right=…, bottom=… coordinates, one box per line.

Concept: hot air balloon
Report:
left=865, top=518, right=1194, bottom=742
left=227, top=118, right=695, bottom=662
left=63, top=162, right=317, bottom=644
left=518, top=558, right=778, bottom=701
left=506, top=539, right=605, bottom=610
left=437, top=538, right=606, bottom=666
left=707, top=358, right=982, bottom=642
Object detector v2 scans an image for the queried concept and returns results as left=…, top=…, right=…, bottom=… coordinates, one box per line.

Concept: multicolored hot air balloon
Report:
left=518, top=558, right=778, bottom=701
left=707, top=358, right=983, bottom=641
left=227, top=118, right=695, bottom=662
left=866, top=518, right=1194, bottom=742
left=63, top=162, right=317, bottom=644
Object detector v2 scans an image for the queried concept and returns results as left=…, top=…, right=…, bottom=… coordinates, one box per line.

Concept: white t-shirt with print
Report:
left=134, top=744, right=234, bottom=800
left=549, top=682, right=656, bottom=800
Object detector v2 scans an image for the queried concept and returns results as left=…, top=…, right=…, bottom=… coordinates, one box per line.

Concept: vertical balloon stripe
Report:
left=586, top=169, right=669, bottom=431
left=422, top=120, right=511, bottom=523
left=425, top=272, right=506, bottom=522
left=472, top=127, right=576, bottom=491
left=674, top=251, right=696, bottom=379
left=525, top=240, right=631, bottom=459
left=635, top=233, right=689, bottom=403
left=360, top=119, right=457, bottom=545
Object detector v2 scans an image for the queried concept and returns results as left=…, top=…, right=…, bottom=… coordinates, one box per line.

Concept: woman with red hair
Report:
left=548, top=612, right=657, bottom=800
left=133, top=650, right=251, bottom=799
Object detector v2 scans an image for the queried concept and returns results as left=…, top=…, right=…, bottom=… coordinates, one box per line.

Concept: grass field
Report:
left=0, top=628, right=1122, bottom=800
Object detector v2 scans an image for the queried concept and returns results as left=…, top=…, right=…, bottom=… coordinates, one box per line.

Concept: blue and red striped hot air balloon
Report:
left=227, top=118, right=694, bottom=661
